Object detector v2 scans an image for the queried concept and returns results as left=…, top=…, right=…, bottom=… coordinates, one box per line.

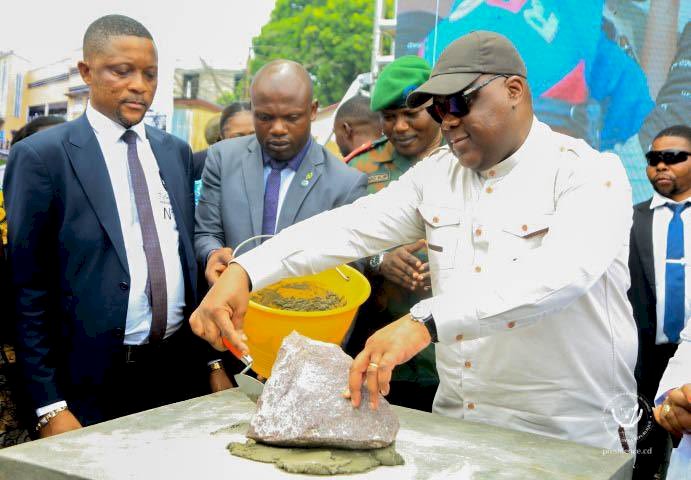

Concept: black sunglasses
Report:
left=645, top=149, right=691, bottom=167
left=426, top=74, right=508, bottom=123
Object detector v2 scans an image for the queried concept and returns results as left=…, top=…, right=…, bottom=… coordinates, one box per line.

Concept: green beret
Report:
left=370, top=56, right=432, bottom=112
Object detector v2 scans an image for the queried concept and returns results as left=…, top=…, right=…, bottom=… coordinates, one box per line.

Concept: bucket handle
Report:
left=231, top=234, right=350, bottom=281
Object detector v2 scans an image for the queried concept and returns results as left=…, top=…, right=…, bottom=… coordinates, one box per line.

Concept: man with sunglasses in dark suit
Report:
left=192, top=31, right=638, bottom=452
left=629, top=124, right=691, bottom=478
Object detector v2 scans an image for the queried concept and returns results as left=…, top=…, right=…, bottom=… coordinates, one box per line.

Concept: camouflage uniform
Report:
left=346, top=137, right=439, bottom=411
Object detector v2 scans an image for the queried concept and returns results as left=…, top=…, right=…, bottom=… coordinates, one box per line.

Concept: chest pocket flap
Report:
left=418, top=203, right=462, bottom=270
left=502, top=213, right=553, bottom=239
left=418, top=203, right=462, bottom=227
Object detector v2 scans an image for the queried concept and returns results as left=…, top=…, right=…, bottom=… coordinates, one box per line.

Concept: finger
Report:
left=418, top=262, right=430, bottom=273
left=656, top=407, right=674, bottom=434
left=404, top=239, right=426, bottom=254
left=376, top=352, right=396, bottom=397
left=398, top=247, right=422, bottom=269
left=190, top=311, right=226, bottom=352
left=681, top=384, right=691, bottom=404
left=366, top=357, right=382, bottom=410
left=211, top=307, right=247, bottom=353
left=391, top=255, right=417, bottom=281
left=348, top=350, right=371, bottom=408
left=664, top=403, right=685, bottom=436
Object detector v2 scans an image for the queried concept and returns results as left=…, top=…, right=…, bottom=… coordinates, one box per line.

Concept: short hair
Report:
left=83, top=15, right=153, bottom=59
left=10, top=115, right=66, bottom=145
left=220, top=101, right=251, bottom=131
left=204, top=115, right=221, bottom=145
left=335, top=95, right=380, bottom=126
left=653, top=125, right=691, bottom=145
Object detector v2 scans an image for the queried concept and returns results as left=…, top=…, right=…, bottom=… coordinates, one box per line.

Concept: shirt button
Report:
left=456, top=334, right=464, bottom=341
left=467, top=402, right=476, bottom=410
left=507, top=321, right=516, bottom=329
left=474, top=266, right=482, bottom=273
left=485, top=186, right=493, bottom=194
left=464, top=361, right=472, bottom=369
left=432, top=216, right=439, bottom=224
left=488, top=170, right=496, bottom=177
left=605, top=180, right=612, bottom=187
left=475, top=228, right=482, bottom=236
left=521, top=224, right=528, bottom=232
left=119, top=282, right=129, bottom=291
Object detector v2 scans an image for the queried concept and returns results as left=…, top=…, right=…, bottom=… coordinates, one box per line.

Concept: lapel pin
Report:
left=301, top=171, right=313, bottom=187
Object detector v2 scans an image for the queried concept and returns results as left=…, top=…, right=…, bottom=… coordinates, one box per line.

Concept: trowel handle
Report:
left=222, top=336, right=253, bottom=367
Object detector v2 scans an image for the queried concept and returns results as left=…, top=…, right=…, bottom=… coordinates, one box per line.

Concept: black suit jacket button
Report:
left=113, top=327, right=125, bottom=339
left=119, top=282, right=129, bottom=291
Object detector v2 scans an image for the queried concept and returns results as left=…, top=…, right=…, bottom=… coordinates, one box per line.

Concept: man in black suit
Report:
left=3, top=15, right=209, bottom=438
left=629, top=124, right=691, bottom=478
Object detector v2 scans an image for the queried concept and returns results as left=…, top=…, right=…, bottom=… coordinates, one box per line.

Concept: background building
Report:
left=0, top=51, right=31, bottom=149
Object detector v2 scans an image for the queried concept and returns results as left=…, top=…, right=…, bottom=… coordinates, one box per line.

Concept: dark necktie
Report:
left=261, top=158, right=290, bottom=236
left=121, top=130, right=167, bottom=343
left=663, top=202, right=689, bottom=343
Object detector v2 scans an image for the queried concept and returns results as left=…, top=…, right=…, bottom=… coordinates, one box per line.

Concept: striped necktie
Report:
left=122, top=130, right=167, bottom=343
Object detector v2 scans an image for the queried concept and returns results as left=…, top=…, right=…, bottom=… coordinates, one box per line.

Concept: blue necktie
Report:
left=663, top=203, right=689, bottom=343
left=262, top=158, right=289, bottom=236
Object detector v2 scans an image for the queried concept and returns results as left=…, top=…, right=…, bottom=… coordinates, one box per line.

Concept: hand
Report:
left=654, top=384, right=691, bottom=438
left=345, top=315, right=431, bottom=410
left=38, top=409, right=82, bottom=438
left=209, top=366, right=234, bottom=393
left=379, top=240, right=428, bottom=291
left=205, top=247, right=234, bottom=286
left=413, top=262, right=431, bottom=292
left=190, top=262, right=251, bottom=353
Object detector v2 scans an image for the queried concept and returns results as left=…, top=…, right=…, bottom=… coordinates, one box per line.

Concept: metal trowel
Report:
left=222, top=337, right=265, bottom=402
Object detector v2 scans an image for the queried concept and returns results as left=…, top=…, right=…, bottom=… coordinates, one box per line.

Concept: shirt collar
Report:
left=477, top=115, right=540, bottom=180
left=650, top=191, right=691, bottom=209
left=262, top=137, right=312, bottom=171
left=85, top=102, right=147, bottom=145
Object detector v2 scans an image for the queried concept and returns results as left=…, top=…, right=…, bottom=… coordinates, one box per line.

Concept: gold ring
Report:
left=368, top=362, right=379, bottom=370
left=662, top=404, right=671, bottom=416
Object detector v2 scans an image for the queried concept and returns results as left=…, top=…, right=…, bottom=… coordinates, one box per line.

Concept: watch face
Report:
left=411, top=302, right=430, bottom=321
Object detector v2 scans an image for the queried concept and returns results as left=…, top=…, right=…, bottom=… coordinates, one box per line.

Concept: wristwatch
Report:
left=369, top=252, right=385, bottom=273
left=410, top=301, right=438, bottom=343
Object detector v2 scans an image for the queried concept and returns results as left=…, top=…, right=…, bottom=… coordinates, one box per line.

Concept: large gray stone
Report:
left=247, top=332, right=399, bottom=449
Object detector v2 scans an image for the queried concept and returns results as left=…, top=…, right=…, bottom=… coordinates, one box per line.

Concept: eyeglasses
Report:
left=645, top=149, right=691, bottom=167
left=427, top=74, right=508, bottom=123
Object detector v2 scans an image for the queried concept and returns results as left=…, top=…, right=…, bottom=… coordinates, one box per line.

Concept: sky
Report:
left=2, top=0, right=277, bottom=70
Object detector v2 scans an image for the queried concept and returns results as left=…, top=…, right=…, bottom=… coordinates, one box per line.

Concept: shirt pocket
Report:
left=418, top=203, right=462, bottom=270
left=499, top=213, right=553, bottom=259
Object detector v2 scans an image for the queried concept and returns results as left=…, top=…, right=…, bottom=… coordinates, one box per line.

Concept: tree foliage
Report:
left=249, top=0, right=392, bottom=105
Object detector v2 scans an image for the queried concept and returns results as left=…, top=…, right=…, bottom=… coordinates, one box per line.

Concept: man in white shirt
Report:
left=3, top=15, right=209, bottom=437
left=653, top=324, right=691, bottom=480
left=191, top=31, right=639, bottom=451
left=629, top=124, right=691, bottom=476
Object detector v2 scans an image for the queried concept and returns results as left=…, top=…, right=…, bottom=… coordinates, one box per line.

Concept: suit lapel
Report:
left=243, top=139, right=266, bottom=241
left=635, top=200, right=656, bottom=298
left=66, top=115, right=128, bottom=274
left=276, top=141, right=323, bottom=232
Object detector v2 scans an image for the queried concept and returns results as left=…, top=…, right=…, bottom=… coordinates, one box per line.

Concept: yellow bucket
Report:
left=243, top=265, right=370, bottom=378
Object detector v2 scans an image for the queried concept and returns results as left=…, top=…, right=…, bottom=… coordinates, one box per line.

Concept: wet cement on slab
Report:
left=229, top=439, right=404, bottom=475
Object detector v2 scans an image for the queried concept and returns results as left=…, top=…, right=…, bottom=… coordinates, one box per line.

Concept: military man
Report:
left=345, top=56, right=443, bottom=411
left=333, top=95, right=382, bottom=160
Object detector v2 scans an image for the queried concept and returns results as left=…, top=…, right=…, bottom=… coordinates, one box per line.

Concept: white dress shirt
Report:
left=86, top=105, right=186, bottom=344
left=236, top=118, right=638, bottom=451
left=655, top=323, right=691, bottom=479
left=650, top=192, right=691, bottom=344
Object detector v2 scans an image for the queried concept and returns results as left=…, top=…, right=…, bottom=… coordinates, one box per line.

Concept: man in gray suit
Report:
left=195, top=59, right=368, bottom=288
